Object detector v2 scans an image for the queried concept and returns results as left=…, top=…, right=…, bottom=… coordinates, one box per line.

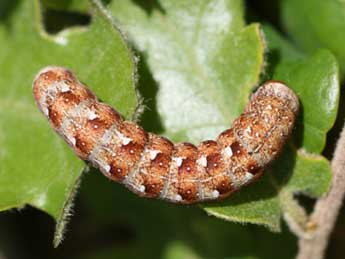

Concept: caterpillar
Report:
left=33, top=66, right=299, bottom=204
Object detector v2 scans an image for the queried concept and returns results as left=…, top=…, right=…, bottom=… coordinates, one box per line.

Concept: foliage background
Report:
left=0, top=0, right=344, bottom=259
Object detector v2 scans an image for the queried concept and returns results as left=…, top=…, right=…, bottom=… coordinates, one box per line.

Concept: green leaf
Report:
left=285, top=148, right=332, bottom=197
left=264, top=25, right=340, bottom=153
left=0, top=0, right=138, bottom=245
left=110, top=0, right=265, bottom=142
left=281, top=0, right=345, bottom=76
left=262, top=24, right=304, bottom=63
left=108, top=1, right=336, bottom=231
left=41, top=0, right=89, bottom=12
left=274, top=50, right=340, bottom=154
left=204, top=174, right=281, bottom=231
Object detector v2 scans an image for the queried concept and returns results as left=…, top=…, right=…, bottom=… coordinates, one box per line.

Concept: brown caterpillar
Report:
left=33, top=66, right=299, bottom=204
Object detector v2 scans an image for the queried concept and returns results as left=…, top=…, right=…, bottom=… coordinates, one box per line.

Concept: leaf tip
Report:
left=53, top=174, right=83, bottom=247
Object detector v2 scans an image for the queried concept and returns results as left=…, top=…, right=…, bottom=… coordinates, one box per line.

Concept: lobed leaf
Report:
left=0, top=0, right=138, bottom=244
left=273, top=49, right=340, bottom=154
left=110, top=0, right=265, bottom=143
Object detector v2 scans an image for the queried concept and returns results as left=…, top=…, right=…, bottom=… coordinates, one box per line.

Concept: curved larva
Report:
left=32, top=66, right=299, bottom=204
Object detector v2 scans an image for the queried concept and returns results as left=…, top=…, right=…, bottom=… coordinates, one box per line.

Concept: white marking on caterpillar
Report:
left=68, top=136, right=76, bottom=146
left=197, top=156, right=208, bottom=167
left=87, top=110, right=98, bottom=120
left=149, top=150, right=161, bottom=160
left=244, top=172, right=254, bottom=182
left=175, top=194, right=182, bottom=201
left=212, top=190, right=220, bottom=198
left=139, top=185, right=146, bottom=193
left=223, top=146, right=233, bottom=157
left=116, top=131, right=132, bottom=146
left=174, top=157, right=183, bottom=167
left=60, top=83, right=70, bottom=93
left=104, top=164, right=111, bottom=173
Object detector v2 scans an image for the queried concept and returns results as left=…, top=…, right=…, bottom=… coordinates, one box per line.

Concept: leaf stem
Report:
left=296, top=121, right=345, bottom=259
left=279, top=189, right=309, bottom=239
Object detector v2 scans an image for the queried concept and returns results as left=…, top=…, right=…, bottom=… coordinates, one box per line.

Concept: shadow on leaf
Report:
left=131, top=0, right=165, bottom=15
